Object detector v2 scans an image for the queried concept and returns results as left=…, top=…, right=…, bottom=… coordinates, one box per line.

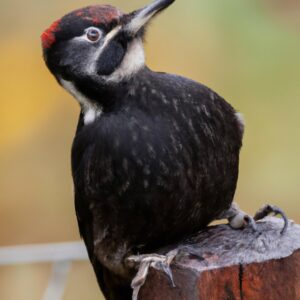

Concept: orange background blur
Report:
left=0, top=0, right=299, bottom=299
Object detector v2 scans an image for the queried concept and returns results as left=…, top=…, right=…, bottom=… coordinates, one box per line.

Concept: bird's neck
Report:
left=60, top=39, right=147, bottom=125
left=60, top=67, right=149, bottom=125
left=59, top=38, right=147, bottom=125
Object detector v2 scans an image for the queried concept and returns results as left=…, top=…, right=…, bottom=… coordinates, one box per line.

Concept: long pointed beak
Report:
left=125, top=0, right=175, bottom=35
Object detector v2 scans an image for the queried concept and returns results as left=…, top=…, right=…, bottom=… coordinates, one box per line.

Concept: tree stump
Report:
left=139, top=217, right=300, bottom=300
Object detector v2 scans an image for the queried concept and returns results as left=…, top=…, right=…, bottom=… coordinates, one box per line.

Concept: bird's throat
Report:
left=60, top=79, right=102, bottom=125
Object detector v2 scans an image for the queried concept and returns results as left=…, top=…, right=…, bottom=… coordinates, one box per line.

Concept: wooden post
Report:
left=139, top=217, right=300, bottom=300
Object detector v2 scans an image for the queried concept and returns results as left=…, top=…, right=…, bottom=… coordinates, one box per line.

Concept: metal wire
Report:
left=0, top=241, right=88, bottom=265
left=0, top=241, right=89, bottom=300
left=43, top=261, right=72, bottom=300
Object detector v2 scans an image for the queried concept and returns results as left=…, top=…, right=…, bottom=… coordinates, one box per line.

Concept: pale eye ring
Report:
left=86, top=27, right=101, bottom=42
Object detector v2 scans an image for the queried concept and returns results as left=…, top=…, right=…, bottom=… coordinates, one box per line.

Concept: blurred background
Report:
left=0, top=0, right=299, bottom=299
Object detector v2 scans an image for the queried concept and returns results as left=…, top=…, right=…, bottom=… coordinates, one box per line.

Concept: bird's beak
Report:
left=124, top=0, right=175, bottom=36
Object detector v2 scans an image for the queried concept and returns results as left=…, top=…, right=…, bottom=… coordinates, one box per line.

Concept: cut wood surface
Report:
left=139, top=217, right=300, bottom=300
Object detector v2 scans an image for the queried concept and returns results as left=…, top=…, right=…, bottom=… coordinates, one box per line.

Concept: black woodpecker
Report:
left=41, top=1, right=288, bottom=299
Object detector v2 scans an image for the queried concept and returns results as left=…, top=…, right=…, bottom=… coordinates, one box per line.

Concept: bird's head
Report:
left=41, top=0, right=175, bottom=86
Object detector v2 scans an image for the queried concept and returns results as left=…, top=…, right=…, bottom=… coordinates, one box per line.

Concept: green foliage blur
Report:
left=0, top=0, right=299, bottom=299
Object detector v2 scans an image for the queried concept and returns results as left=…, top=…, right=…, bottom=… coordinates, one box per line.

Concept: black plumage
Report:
left=42, top=1, right=244, bottom=299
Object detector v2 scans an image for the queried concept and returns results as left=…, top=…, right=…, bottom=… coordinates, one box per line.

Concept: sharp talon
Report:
left=130, top=260, right=151, bottom=300
left=159, top=262, right=175, bottom=287
left=254, top=204, right=289, bottom=234
left=132, top=289, right=138, bottom=300
left=220, top=202, right=289, bottom=235
left=220, top=202, right=256, bottom=231
left=243, top=215, right=258, bottom=232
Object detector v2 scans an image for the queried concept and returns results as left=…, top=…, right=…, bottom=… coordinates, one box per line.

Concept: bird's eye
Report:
left=86, top=27, right=101, bottom=42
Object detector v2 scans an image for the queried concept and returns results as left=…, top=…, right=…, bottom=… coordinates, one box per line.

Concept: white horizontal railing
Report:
left=0, top=241, right=89, bottom=300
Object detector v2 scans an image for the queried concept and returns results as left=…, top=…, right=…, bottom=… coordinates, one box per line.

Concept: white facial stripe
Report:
left=104, top=39, right=145, bottom=83
left=60, top=79, right=102, bottom=125
left=87, top=25, right=122, bottom=74
left=104, top=25, right=122, bottom=45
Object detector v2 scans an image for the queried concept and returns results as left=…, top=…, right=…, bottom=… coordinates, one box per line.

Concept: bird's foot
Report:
left=217, top=202, right=257, bottom=231
left=218, top=202, right=288, bottom=234
left=254, top=204, right=289, bottom=234
left=126, top=249, right=178, bottom=300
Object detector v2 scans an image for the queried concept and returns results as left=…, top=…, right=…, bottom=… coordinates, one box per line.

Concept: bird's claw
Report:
left=242, top=214, right=258, bottom=232
left=219, top=202, right=288, bottom=234
left=126, top=250, right=178, bottom=300
left=219, top=202, right=257, bottom=231
left=254, top=204, right=289, bottom=234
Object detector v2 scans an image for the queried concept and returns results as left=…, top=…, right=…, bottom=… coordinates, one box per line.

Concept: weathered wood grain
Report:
left=139, top=217, right=300, bottom=300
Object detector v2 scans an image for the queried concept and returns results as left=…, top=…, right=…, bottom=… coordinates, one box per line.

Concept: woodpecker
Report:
left=41, top=1, right=288, bottom=299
